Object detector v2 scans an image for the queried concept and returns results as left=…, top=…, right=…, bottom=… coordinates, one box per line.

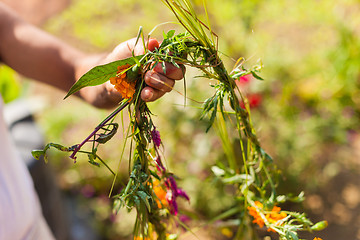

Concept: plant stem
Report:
left=69, top=101, right=129, bottom=160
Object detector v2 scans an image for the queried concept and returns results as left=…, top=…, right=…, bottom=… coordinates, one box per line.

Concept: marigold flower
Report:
left=313, top=238, right=323, bottom=240
left=247, top=201, right=265, bottom=228
left=153, top=180, right=168, bottom=209
left=133, top=236, right=150, bottom=240
left=157, top=176, right=190, bottom=216
left=247, top=201, right=287, bottom=232
left=109, top=64, right=137, bottom=99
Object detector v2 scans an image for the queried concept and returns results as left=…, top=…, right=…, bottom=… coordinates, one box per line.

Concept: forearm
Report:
left=0, top=3, right=185, bottom=108
left=0, top=3, right=86, bottom=92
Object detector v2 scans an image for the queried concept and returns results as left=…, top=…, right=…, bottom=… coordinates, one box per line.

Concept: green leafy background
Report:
left=4, top=0, right=360, bottom=239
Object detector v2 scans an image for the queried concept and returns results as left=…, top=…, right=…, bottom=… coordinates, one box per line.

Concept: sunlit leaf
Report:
left=311, top=220, right=328, bottom=231
left=31, top=150, right=44, bottom=161
left=64, top=56, right=143, bottom=99
left=96, top=123, right=119, bottom=144
left=31, top=143, right=71, bottom=163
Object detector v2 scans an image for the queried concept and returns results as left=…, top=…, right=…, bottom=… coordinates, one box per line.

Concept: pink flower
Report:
left=236, top=74, right=252, bottom=86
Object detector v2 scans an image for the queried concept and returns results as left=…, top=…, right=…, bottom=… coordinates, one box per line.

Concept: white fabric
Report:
left=0, top=95, right=54, bottom=240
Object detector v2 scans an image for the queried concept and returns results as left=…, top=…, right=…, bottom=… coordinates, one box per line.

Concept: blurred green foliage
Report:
left=0, top=65, right=21, bottom=103
left=31, top=0, right=360, bottom=239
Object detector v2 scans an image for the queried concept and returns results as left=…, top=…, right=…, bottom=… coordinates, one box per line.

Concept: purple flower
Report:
left=176, top=188, right=190, bottom=201
left=166, top=192, right=178, bottom=215
left=179, top=215, right=191, bottom=223
left=155, top=156, right=166, bottom=172
left=151, top=128, right=162, bottom=147
left=164, top=176, right=190, bottom=215
left=168, top=176, right=178, bottom=193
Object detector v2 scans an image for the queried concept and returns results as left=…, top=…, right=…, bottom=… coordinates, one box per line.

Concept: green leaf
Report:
left=31, top=150, right=45, bottom=161
left=137, top=191, right=151, bottom=212
left=87, top=153, right=100, bottom=167
left=250, top=70, right=264, bottom=80
left=222, top=174, right=253, bottom=184
left=311, top=220, right=328, bottom=231
left=285, top=230, right=299, bottom=240
left=45, top=143, right=71, bottom=152
left=211, top=166, right=226, bottom=177
left=64, top=56, right=143, bottom=99
left=206, top=96, right=218, bottom=132
left=31, top=142, right=71, bottom=163
left=96, top=123, right=119, bottom=144
left=231, top=70, right=248, bottom=79
left=167, top=30, right=176, bottom=39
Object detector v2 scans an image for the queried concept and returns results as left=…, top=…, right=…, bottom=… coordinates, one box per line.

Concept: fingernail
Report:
left=144, top=89, right=153, bottom=101
left=149, top=72, right=161, bottom=86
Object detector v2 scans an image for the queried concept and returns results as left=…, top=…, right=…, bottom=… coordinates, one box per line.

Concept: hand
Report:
left=106, top=38, right=185, bottom=102
left=79, top=38, right=185, bottom=108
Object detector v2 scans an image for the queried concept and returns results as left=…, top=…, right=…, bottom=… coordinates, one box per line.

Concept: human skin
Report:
left=0, top=2, right=184, bottom=108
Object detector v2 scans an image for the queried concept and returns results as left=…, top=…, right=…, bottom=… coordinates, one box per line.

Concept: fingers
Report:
left=145, top=70, right=176, bottom=92
left=141, top=86, right=167, bottom=102
left=107, top=38, right=185, bottom=103
left=141, top=71, right=175, bottom=102
left=153, top=62, right=185, bottom=80
left=140, top=61, right=185, bottom=102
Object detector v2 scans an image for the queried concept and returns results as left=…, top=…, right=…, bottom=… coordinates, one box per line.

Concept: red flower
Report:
left=240, top=93, right=262, bottom=109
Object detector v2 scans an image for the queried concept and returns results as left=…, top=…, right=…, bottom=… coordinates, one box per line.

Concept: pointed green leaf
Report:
left=32, top=143, right=71, bottom=163
left=46, top=143, right=71, bottom=152
left=137, top=191, right=151, bottom=212
left=250, top=70, right=264, bottom=80
left=64, top=56, right=143, bottom=99
left=167, top=30, right=175, bottom=39
left=96, top=123, right=119, bottom=144
left=311, top=220, right=328, bottom=231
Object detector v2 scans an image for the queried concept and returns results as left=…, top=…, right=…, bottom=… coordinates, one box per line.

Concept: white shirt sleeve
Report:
left=0, top=96, right=55, bottom=240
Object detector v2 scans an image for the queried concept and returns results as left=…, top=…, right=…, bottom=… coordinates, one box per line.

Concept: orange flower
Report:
left=247, top=201, right=287, bottom=232
left=153, top=180, right=168, bottom=208
left=247, top=201, right=265, bottom=228
left=109, top=64, right=137, bottom=99
left=133, top=236, right=150, bottom=240
left=313, top=238, right=323, bottom=240
left=266, top=205, right=287, bottom=232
